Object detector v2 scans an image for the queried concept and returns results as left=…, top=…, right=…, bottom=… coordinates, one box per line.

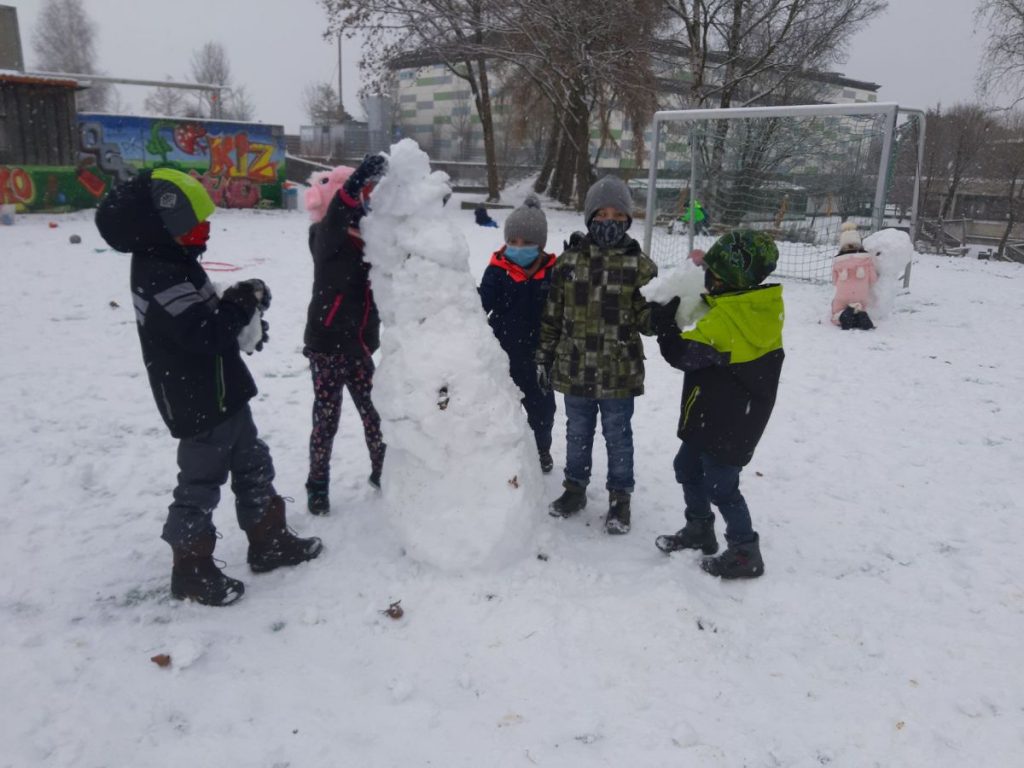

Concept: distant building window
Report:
left=842, top=88, right=856, bottom=99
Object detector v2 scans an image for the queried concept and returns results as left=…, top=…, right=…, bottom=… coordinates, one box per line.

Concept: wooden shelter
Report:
left=0, top=70, right=81, bottom=166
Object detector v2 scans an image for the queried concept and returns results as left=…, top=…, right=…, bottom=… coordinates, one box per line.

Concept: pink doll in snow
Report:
left=831, top=221, right=877, bottom=329
left=305, top=165, right=354, bottom=223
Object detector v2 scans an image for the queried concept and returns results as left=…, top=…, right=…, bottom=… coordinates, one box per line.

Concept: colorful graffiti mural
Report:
left=3, top=114, right=286, bottom=213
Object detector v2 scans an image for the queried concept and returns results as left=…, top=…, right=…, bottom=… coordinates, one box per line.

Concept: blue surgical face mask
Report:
left=505, top=244, right=540, bottom=266
left=588, top=218, right=629, bottom=248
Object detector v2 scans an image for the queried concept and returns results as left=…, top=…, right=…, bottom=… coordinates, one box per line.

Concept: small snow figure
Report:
left=360, top=139, right=542, bottom=570
left=474, top=206, right=499, bottom=228
left=831, top=222, right=877, bottom=329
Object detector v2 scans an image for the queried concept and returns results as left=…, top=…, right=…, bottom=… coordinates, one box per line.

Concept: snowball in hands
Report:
left=641, top=262, right=709, bottom=329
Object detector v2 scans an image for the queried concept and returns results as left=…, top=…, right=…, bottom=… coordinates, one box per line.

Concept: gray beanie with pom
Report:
left=504, top=194, right=548, bottom=247
left=584, top=175, right=634, bottom=224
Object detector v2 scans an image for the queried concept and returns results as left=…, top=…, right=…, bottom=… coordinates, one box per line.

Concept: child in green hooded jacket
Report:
left=649, top=230, right=784, bottom=579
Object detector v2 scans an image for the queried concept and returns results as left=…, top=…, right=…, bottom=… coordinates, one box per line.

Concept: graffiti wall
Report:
left=1, top=113, right=286, bottom=212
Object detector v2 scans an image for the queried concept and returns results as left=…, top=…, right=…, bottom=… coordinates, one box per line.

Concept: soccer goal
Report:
left=641, top=103, right=926, bottom=283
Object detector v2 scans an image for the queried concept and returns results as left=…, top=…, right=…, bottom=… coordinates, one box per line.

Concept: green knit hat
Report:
left=703, top=230, right=779, bottom=289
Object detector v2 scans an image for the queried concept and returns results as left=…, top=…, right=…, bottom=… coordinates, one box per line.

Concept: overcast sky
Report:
left=7, top=0, right=992, bottom=133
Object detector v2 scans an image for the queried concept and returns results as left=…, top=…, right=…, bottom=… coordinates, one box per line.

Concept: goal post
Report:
left=641, top=103, right=925, bottom=284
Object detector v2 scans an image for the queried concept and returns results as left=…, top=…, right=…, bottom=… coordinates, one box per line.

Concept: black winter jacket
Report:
left=657, top=285, right=785, bottom=467
left=304, top=194, right=381, bottom=357
left=478, top=248, right=556, bottom=360
left=96, top=172, right=257, bottom=438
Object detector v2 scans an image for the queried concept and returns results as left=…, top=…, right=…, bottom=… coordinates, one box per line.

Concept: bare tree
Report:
left=324, top=0, right=505, bottom=201
left=30, top=0, right=112, bottom=111
left=986, top=111, right=1024, bottom=258
left=936, top=104, right=996, bottom=219
left=143, top=78, right=189, bottom=117
left=480, top=0, right=664, bottom=207
left=302, top=82, right=352, bottom=124
left=976, top=0, right=1024, bottom=109
left=190, top=41, right=232, bottom=118
left=663, top=0, right=887, bottom=110
left=223, top=85, right=256, bottom=121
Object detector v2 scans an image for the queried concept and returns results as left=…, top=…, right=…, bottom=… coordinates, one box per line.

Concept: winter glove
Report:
left=537, top=363, right=552, bottom=395
left=343, top=154, right=388, bottom=199
left=650, top=296, right=682, bottom=337
left=221, top=279, right=271, bottom=318
left=564, top=231, right=586, bottom=250
left=254, top=318, right=270, bottom=352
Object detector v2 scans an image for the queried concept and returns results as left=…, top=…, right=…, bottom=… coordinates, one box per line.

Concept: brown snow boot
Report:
left=246, top=495, right=324, bottom=573
left=170, top=531, right=245, bottom=606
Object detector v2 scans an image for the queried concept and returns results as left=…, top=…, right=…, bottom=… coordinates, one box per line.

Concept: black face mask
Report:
left=587, top=219, right=629, bottom=249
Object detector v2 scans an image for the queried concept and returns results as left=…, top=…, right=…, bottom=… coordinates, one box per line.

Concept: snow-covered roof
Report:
left=0, top=69, right=81, bottom=88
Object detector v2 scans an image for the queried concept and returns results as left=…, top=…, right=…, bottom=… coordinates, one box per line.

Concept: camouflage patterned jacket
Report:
left=536, top=235, right=658, bottom=399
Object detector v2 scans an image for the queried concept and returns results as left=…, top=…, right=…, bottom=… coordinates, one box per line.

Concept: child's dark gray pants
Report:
left=161, top=405, right=276, bottom=549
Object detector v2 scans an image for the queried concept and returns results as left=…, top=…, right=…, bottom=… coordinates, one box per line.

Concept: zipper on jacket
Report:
left=215, top=355, right=227, bottom=413
left=324, top=293, right=343, bottom=327
left=683, top=385, right=701, bottom=429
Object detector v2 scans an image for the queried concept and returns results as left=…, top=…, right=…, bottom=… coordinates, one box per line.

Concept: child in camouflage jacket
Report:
left=536, top=175, right=658, bottom=535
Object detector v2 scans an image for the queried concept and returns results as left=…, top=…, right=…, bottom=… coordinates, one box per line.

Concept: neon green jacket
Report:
left=657, top=285, right=784, bottom=466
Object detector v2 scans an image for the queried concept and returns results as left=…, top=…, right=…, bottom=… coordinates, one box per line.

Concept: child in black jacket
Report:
left=479, top=195, right=557, bottom=472
left=96, top=168, right=322, bottom=606
left=650, top=230, right=784, bottom=579
left=302, top=156, right=387, bottom=514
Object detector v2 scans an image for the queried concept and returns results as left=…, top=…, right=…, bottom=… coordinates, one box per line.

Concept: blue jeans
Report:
left=563, top=394, right=635, bottom=493
left=673, top=441, right=755, bottom=546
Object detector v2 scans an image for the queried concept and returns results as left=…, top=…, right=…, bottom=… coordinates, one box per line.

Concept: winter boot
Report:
left=538, top=449, right=554, bottom=474
left=369, top=445, right=385, bottom=490
left=246, top=495, right=324, bottom=574
left=548, top=481, right=587, bottom=518
left=605, top=491, right=632, bottom=535
left=170, top=532, right=245, bottom=606
left=701, top=533, right=764, bottom=579
left=306, top=478, right=330, bottom=516
left=655, top=515, right=719, bottom=555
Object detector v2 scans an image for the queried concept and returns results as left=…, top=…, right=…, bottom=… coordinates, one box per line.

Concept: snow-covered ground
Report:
left=1, top=186, right=1022, bottom=766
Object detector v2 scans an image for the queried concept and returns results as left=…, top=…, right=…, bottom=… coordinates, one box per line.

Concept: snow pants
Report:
left=162, top=404, right=276, bottom=549
left=673, top=440, right=755, bottom=546
left=306, top=350, right=385, bottom=483
left=507, top=351, right=555, bottom=452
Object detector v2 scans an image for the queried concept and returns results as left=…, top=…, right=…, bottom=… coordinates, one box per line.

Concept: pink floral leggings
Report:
left=306, top=350, right=385, bottom=483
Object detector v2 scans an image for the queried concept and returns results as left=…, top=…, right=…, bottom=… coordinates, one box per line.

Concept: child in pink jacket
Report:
left=831, top=222, right=877, bottom=329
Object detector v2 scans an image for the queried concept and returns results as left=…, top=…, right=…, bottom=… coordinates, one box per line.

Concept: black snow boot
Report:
left=306, top=478, right=330, bottom=516
left=247, top=495, right=324, bottom=573
left=655, top=515, right=719, bottom=555
left=549, top=481, right=587, bottom=518
left=701, top=533, right=764, bottom=579
left=538, top=449, right=554, bottom=474
left=605, top=491, right=631, bottom=535
left=170, top=532, right=245, bottom=606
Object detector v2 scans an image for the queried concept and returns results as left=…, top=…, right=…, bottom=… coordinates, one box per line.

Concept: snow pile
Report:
left=641, top=264, right=709, bottom=328
left=360, top=139, right=542, bottom=570
left=864, top=227, right=915, bottom=320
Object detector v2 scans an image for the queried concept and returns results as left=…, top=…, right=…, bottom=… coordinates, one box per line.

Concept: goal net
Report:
left=641, top=103, right=919, bottom=283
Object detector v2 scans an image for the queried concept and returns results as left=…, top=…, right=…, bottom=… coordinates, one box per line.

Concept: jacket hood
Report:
left=95, top=169, right=215, bottom=254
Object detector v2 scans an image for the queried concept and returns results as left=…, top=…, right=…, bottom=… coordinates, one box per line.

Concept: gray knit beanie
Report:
left=584, top=176, right=634, bottom=224
left=504, top=194, right=548, bottom=246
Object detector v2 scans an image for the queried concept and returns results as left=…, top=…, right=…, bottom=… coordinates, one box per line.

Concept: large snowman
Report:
left=360, top=139, right=543, bottom=570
